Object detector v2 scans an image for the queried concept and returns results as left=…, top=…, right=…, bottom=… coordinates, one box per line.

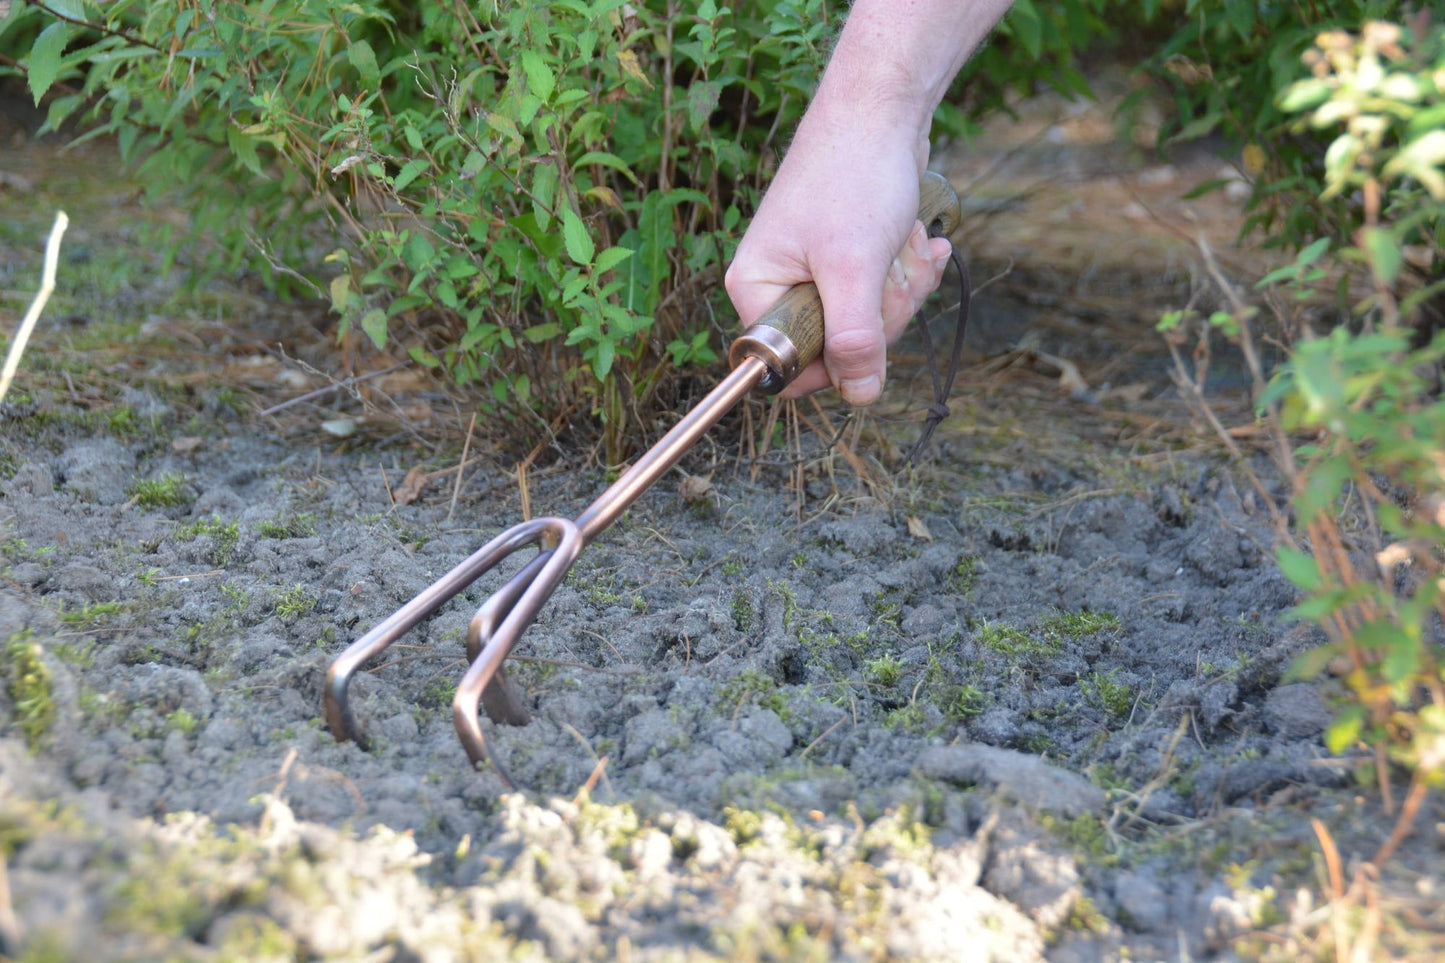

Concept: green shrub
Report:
left=1, top=0, right=1163, bottom=459
left=1163, top=20, right=1444, bottom=806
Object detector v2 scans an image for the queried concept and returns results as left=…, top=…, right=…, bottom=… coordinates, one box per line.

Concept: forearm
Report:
left=809, top=1, right=1014, bottom=154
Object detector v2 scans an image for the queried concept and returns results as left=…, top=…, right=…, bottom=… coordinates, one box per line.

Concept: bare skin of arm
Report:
left=725, top=0, right=1015, bottom=405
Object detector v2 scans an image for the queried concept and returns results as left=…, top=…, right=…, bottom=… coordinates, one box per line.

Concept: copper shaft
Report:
left=574, top=355, right=766, bottom=543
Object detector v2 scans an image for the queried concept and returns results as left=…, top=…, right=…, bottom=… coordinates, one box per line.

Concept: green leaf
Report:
left=686, top=79, right=721, bottom=133
left=1296, top=457, right=1351, bottom=524
left=1183, top=177, right=1232, bottom=200
left=1277, top=78, right=1331, bottom=114
left=593, top=246, right=634, bottom=273
left=1167, top=112, right=1223, bottom=144
left=532, top=161, right=558, bottom=229
left=227, top=127, right=262, bottom=175
left=392, top=159, right=429, bottom=193
left=561, top=206, right=595, bottom=265
left=1006, top=0, right=1043, bottom=60
left=27, top=20, right=69, bottom=107
left=1296, top=237, right=1331, bottom=268
left=348, top=40, right=379, bottom=88
left=360, top=308, right=388, bottom=350
left=574, top=150, right=638, bottom=183
left=1360, top=227, right=1402, bottom=287
left=519, top=49, right=555, bottom=102
left=1284, top=644, right=1336, bottom=682
left=1324, top=705, right=1365, bottom=755
left=523, top=322, right=562, bottom=343
left=329, top=275, right=351, bottom=313
left=594, top=337, right=615, bottom=379
left=1276, top=546, right=1322, bottom=591
left=1222, top=0, right=1255, bottom=42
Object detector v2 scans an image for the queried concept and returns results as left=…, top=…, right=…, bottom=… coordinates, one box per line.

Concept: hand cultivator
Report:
left=325, top=173, right=967, bottom=788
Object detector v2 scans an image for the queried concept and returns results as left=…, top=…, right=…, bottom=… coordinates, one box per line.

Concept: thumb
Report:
left=815, top=263, right=888, bottom=406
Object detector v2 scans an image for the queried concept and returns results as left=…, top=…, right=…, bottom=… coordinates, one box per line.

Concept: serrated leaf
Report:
left=360, top=308, right=388, bottom=350
left=27, top=20, right=69, bottom=107
left=593, top=246, right=634, bottom=273
left=519, top=49, right=555, bottom=102
left=561, top=206, right=594, bottom=265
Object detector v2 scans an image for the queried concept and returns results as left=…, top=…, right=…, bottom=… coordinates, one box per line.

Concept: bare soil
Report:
left=2, top=80, right=1442, bottom=961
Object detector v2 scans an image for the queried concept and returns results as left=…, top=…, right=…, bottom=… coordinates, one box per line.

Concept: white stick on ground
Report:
left=0, top=211, right=70, bottom=404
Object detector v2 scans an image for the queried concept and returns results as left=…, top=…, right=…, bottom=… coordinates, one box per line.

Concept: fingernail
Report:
left=839, top=375, right=881, bottom=406
left=934, top=251, right=950, bottom=271
left=888, top=257, right=906, bottom=286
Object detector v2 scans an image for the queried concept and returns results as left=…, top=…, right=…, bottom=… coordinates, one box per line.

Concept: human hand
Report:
left=724, top=112, right=953, bottom=405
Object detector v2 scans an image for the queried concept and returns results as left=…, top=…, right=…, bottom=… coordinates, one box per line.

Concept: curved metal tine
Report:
left=324, top=519, right=571, bottom=748
left=466, top=550, right=552, bottom=726
left=454, top=517, right=583, bottom=788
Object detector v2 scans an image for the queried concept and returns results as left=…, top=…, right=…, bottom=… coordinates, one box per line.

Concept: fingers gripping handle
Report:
left=728, top=171, right=962, bottom=394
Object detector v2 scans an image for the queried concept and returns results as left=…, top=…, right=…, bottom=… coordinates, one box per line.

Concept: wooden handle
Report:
left=728, top=171, right=962, bottom=393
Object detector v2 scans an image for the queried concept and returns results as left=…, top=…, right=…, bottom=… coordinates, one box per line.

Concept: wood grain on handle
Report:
left=728, top=171, right=962, bottom=393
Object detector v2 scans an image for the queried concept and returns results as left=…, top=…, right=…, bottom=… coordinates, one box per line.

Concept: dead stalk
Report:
left=0, top=210, right=68, bottom=404
left=447, top=411, right=478, bottom=522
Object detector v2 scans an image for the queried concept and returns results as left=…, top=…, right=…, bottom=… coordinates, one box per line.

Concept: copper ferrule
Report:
left=728, top=324, right=799, bottom=395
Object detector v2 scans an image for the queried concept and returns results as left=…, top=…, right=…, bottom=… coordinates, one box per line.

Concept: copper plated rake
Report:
left=325, top=172, right=962, bottom=788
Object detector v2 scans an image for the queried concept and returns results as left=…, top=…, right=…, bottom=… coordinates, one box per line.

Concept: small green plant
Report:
left=273, top=585, right=317, bottom=622
left=5, top=632, right=55, bottom=751
left=1042, top=611, right=1121, bottom=639
left=57, top=600, right=128, bottom=629
left=1080, top=669, right=1135, bottom=718
left=717, top=669, right=788, bottom=720
left=864, top=654, right=906, bottom=689
left=730, top=591, right=755, bottom=633
left=422, top=676, right=457, bottom=709
left=939, top=683, right=988, bottom=720
left=166, top=707, right=199, bottom=736
left=255, top=513, right=318, bottom=539
left=176, top=516, right=241, bottom=567
left=128, top=473, right=191, bottom=509
left=948, top=555, right=980, bottom=594
left=978, top=622, right=1060, bottom=659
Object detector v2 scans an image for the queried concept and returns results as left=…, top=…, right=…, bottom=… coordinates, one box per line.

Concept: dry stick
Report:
left=0, top=211, right=68, bottom=405
left=257, top=362, right=409, bottom=417
left=1312, top=818, right=1351, bottom=963
left=447, top=411, right=478, bottom=523
left=1369, top=774, right=1429, bottom=869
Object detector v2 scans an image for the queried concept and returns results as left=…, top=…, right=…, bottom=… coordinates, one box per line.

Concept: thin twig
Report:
left=258, top=362, right=409, bottom=417
left=0, top=211, right=68, bottom=404
left=447, top=411, right=478, bottom=522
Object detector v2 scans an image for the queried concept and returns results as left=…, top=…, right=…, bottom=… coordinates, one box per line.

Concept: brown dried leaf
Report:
left=679, top=474, right=712, bottom=504
left=906, top=515, right=933, bottom=542
left=171, top=436, right=204, bottom=454
left=392, top=466, right=428, bottom=506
